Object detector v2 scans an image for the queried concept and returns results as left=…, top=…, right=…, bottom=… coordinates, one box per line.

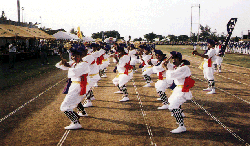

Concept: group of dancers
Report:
left=55, top=39, right=219, bottom=133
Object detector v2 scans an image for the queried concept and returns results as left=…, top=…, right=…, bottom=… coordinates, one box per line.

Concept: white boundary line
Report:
left=57, top=130, right=70, bottom=146
left=186, top=57, right=250, bottom=86
left=191, top=99, right=249, bottom=145
left=189, top=64, right=250, bottom=87
left=0, top=77, right=67, bottom=123
left=184, top=55, right=250, bottom=77
left=131, top=77, right=157, bottom=146
left=191, top=75, right=250, bottom=105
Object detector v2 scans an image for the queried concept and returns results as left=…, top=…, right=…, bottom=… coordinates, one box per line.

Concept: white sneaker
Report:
left=206, top=89, right=216, bottom=94
left=83, top=100, right=93, bottom=107
left=218, top=70, right=221, bottom=73
left=157, top=104, right=169, bottom=110
left=203, top=88, right=212, bottom=91
left=77, top=112, right=88, bottom=117
left=94, top=83, right=98, bottom=87
left=157, top=98, right=162, bottom=101
left=90, top=96, right=95, bottom=100
left=114, top=91, right=123, bottom=94
left=64, top=123, right=82, bottom=130
left=101, top=74, right=107, bottom=78
left=119, top=96, right=129, bottom=102
left=143, top=83, right=151, bottom=87
left=170, top=125, right=186, bottom=133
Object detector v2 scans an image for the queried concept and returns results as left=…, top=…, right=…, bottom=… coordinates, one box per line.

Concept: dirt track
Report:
left=1, top=52, right=250, bottom=146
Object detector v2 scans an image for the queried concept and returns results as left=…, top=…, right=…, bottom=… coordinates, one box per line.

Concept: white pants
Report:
left=168, top=87, right=192, bottom=110
left=60, top=83, right=84, bottom=111
left=113, top=72, right=133, bottom=87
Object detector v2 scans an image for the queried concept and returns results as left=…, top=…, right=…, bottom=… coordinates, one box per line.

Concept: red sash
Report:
left=96, top=55, right=104, bottom=65
left=91, top=60, right=95, bottom=64
left=124, top=61, right=133, bottom=75
left=158, top=71, right=164, bottom=80
left=182, top=76, right=195, bottom=92
left=80, top=74, right=88, bottom=95
left=142, top=61, right=146, bottom=66
left=208, top=59, right=212, bottom=67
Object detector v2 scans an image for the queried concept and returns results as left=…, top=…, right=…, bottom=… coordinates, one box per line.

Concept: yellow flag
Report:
left=77, top=27, right=82, bottom=39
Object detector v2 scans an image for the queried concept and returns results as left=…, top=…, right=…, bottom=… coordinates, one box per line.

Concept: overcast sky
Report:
left=1, top=0, right=249, bottom=39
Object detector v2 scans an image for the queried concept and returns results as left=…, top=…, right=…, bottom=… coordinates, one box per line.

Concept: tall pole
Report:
left=190, top=4, right=200, bottom=42
left=190, top=6, right=192, bottom=41
left=21, top=7, right=24, bottom=23
left=40, top=16, right=42, bottom=28
left=17, top=0, right=20, bottom=23
left=197, top=4, right=200, bottom=42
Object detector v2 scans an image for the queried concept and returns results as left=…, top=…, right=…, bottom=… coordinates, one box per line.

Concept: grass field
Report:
left=0, top=54, right=68, bottom=89
left=156, top=45, right=250, bottom=68
left=1, top=45, right=249, bottom=89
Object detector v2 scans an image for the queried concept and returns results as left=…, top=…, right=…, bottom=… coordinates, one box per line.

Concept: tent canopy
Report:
left=0, top=24, right=55, bottom=39
left=53, top=31, right=77, bottom=40
left=53, top=31, right=95, bottom=42
left=0, top=27, right=16, bottom=38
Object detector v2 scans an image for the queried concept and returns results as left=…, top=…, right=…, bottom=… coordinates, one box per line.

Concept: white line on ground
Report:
left=131, top=77, right=157, bottom=146
left=0, top=77, right=67, bottom=123
left=191, top=75, right=250, bottom=105
left=184, top=55, right=250, bottom=78
left=57, top=130, right=70, bottom=146
left=191, top=99, right=249, bottom=145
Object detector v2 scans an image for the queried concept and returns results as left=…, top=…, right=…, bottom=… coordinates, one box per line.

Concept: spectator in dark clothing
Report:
left=9, top=42, right=17, bottom=69
left=39, top=40, right=49, bottom=65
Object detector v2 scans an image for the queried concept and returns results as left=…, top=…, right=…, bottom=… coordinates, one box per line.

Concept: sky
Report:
left=1, top=0, right=250, bottom=39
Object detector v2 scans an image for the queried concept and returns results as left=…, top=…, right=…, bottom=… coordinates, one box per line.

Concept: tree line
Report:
left=41, top=24, right=232, bottom=42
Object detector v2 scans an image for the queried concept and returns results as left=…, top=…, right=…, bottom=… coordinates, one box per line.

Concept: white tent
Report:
left=68, top=33, right=80, bottom=40
left=82, top=37, right=95, bottom=42
left=53, top=31, right=80, bottom=40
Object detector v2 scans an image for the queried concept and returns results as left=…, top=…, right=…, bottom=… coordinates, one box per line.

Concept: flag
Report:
left=77, top=27, right=82, bottom=39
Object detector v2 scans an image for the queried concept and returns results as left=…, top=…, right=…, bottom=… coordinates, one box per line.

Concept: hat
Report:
left=144, top=45, right=151, bottom=51
left=170, top=51, right=182, bottom=60
left=70, top=46, right=85, bottom=56
left=130, top=44, right=135, bottom=49
left=117, top=46, right=125, bottom=52
left=139, top=45, right=145, bottom=49
left=154, top=49, right=164, bottom=55
left=207, top=39, right=215, bottom=46
left=91, top=43, right=99, bottom=48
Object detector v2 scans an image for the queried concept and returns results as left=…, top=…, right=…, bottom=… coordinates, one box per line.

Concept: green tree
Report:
left=200, top=24, right=212, bottom=41
left=178, top=35, right=189, bottom=42
left=190, top=33, right=197, bottom=42
left=156, top=35, right=164, bottom=41
left=218, top=32, right=226, bottom=41
left=133, top=37, right=142, bottom=41
left=168, top=35, right=178, bottom=42
left=144, top=32, right=157, bottom=42
left=92, top=30, right=120, bottom=39
left=70, top=28, right=77, bottom=35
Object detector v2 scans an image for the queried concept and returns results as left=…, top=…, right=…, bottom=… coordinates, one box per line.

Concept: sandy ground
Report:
left=1, top=52, right=249, bottom=146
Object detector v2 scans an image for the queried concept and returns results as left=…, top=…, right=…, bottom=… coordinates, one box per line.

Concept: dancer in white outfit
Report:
left=164, top=51, right=195, bottom=133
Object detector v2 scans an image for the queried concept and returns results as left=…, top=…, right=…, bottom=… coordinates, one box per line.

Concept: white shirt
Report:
left=9, top=44, right=16, bottom=52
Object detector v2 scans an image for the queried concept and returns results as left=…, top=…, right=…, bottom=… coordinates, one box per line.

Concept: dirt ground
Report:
left=1, top=52, right=249, bottom=146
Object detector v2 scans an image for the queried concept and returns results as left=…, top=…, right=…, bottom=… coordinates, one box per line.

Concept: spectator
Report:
left=9, top=42, right=17, bottom=69
left=39, top=40, right=49, bottom=65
